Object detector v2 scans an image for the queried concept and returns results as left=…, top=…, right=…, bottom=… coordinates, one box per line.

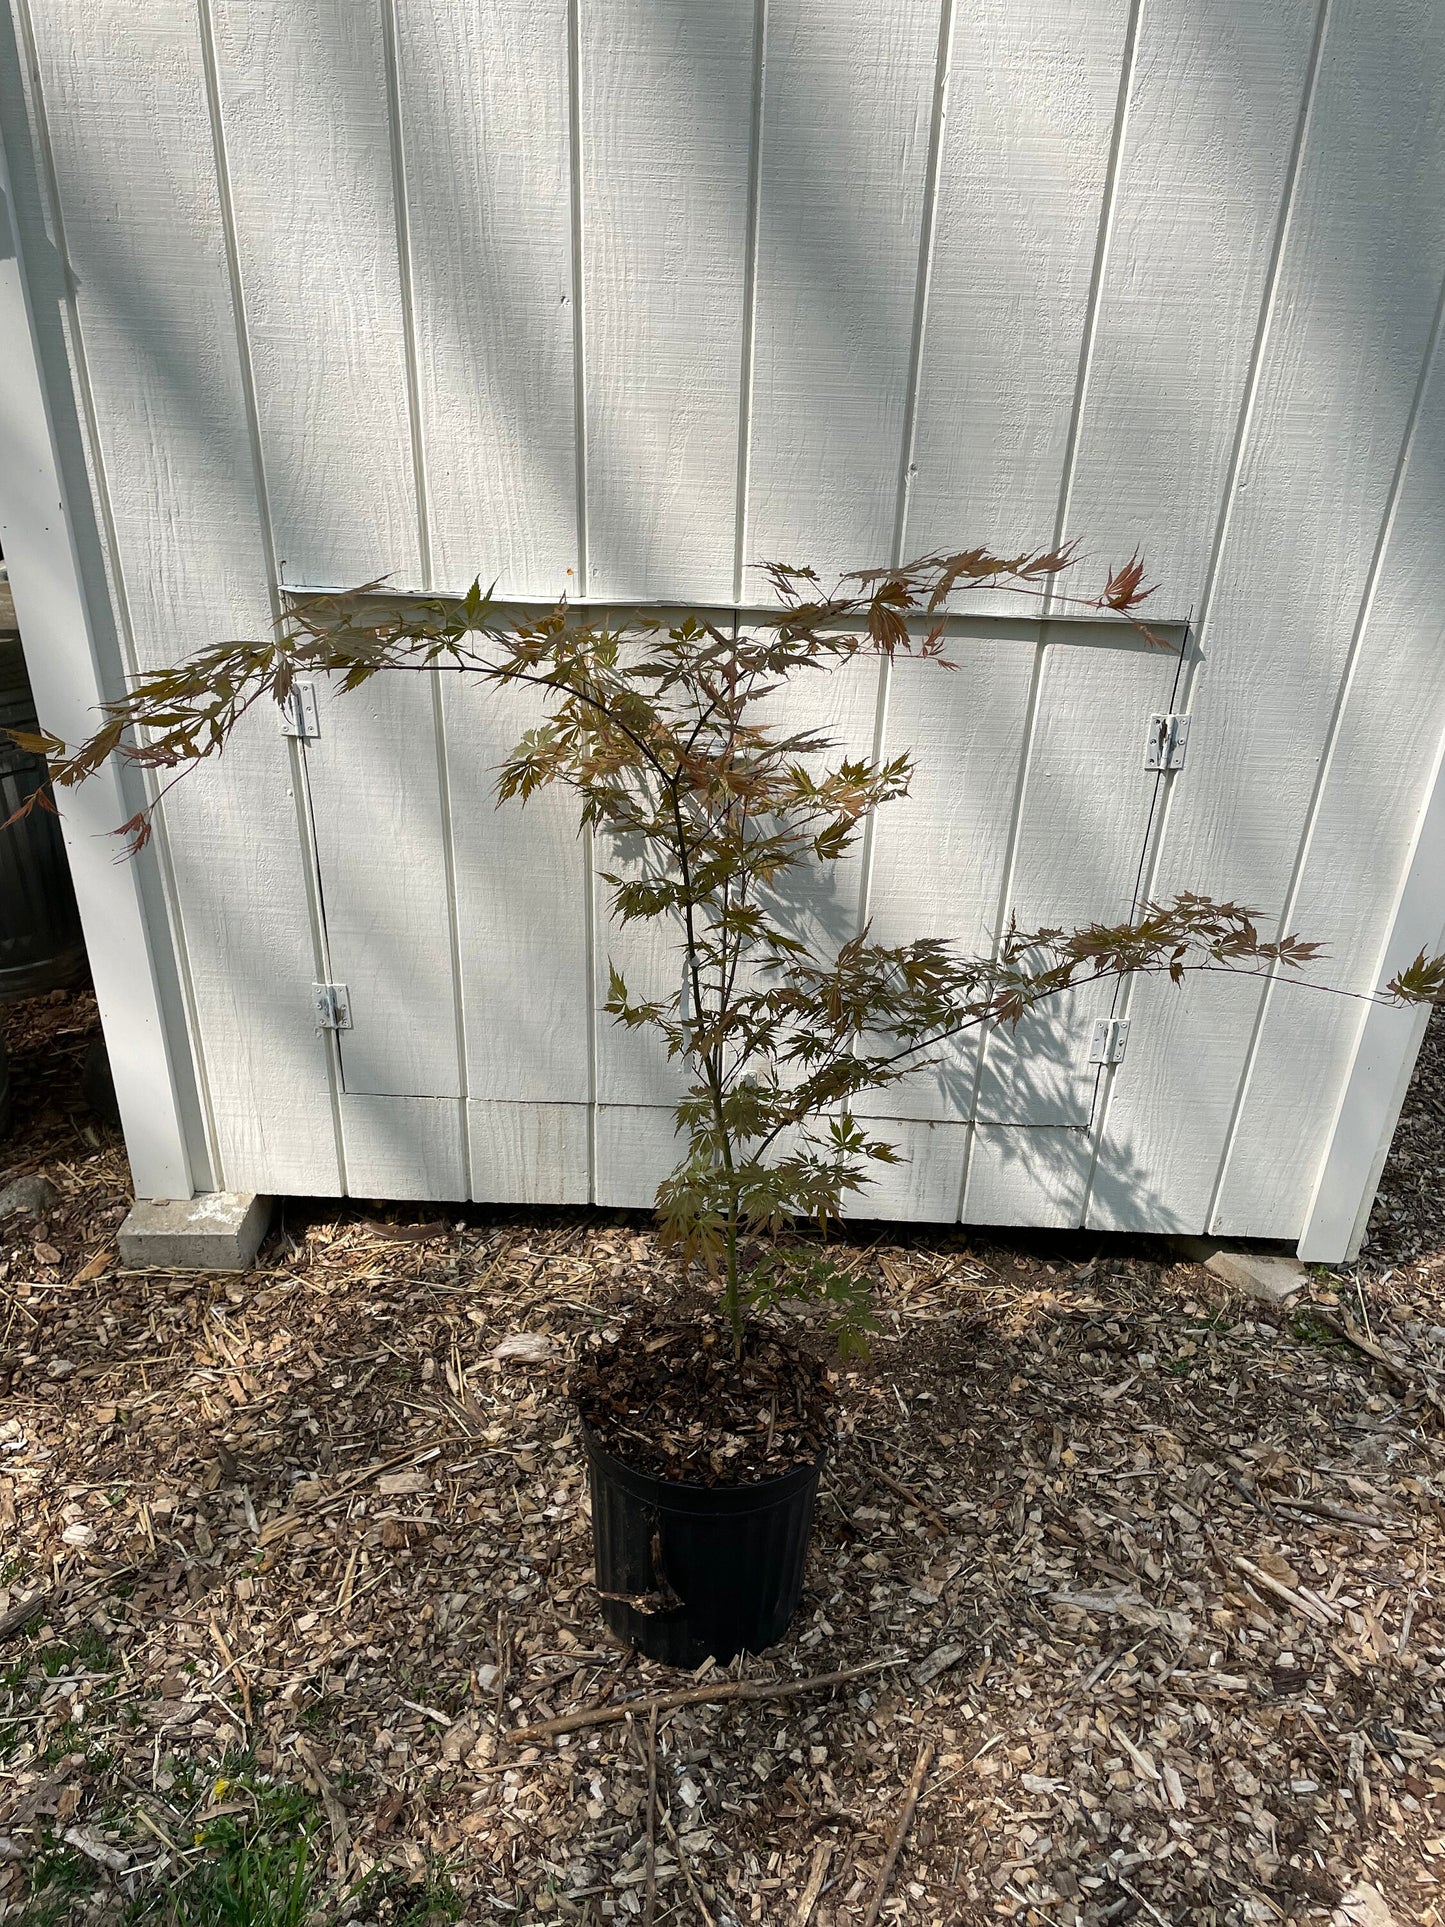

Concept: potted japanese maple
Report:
left=19, top=544, right=1442, bottom=1664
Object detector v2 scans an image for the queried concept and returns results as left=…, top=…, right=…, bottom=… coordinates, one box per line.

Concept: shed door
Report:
left=301, top=622, right=1185, bottom=1185
left=304, top=667, right=591, bottom=1106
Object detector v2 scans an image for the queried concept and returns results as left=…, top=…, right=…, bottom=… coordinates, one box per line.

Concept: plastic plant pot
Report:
left=581, top=1417, right=822, bottom=1667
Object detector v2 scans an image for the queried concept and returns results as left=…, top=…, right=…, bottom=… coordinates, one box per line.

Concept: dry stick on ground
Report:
left=207, top=1617, right=252, bottom=1724
left=643, top=1704, right=659, bottom=1927
left=871, top=1462, right=949, bottom=1537
left=1235, top=1555, right=1340, bottom=1627
left=1271, top=1495, right=1390, bottom=1529
left=257, top=1438, right=456, bottom=1547
left=1304, top=1305, right=1419, bottom=1388
left=0, top=1591, right=51, bottom=1642
left=861, top=1740, right=934, bottom=1927
left=493, top=1607, right=508, bottom=1738
left=504, top=1657, right=901, bottom=1745
left=795, top=1841, right=833, bottom=1927
left=294, top=1736, right=351, bottom=1879
left=1115, top=1871, right=1172, bottom=1927
left=662, top=1809, right=716, bottom=1927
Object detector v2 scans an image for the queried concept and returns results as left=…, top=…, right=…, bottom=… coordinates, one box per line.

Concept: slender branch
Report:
left=862, top=1741, right=935, bottom=1927
left=503, top=1657, right=902, bottom=1745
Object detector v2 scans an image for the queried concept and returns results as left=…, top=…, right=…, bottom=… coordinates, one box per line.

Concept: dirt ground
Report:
left=0, top=989, right=1442, bottom=1926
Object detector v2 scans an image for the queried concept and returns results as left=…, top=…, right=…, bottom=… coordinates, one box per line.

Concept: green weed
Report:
left=16, top=1763, right=462, bottom=1927
left=15, top=1838, right=102, bottom=1926
left=346, top=1862, right=465, bottom=1926
left=1291, top=1310, right=1344, bottom=1348
left=124, top=1774, right=318, bottom=1927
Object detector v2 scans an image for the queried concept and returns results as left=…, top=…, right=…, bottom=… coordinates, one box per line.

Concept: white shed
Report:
left=1, top=1, right=1442, bottom=1262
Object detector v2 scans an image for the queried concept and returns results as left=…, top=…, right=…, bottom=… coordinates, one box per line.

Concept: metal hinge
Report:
left=1089, top=1017, right=1129, bottom=1067
left=1145, top=712, right=1189, bottom=770
left=281, top=681, right=321, bottom=740
left=313, top=982, right=352, bottom=1031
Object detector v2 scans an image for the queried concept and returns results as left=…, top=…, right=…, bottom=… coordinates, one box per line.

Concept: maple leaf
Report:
left=1101, top=550, right=1157, bottom=612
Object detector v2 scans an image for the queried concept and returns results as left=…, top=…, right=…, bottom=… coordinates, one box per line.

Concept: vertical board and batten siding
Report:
left=205, top=0, right=468, bottom=1198
left=392, top=0, right=578, bottom=597
left=853, top=0, right=1134, bottom=1224
left=3, top=0, right=1442, bottom=1253
left=1221, top=303, right=1445, bottom=1237
left=1070, top=0, right=1331, bottom=1230
left=581, top=0, right=753, bottom=604
left=743, top=0, right=940, bottom=575
left=1089, top=0, right=1445, bottom=1237
left=13, top=0, right=345, bottom=1196
left=1041, top=0, right=1328, bottom=1236
left=579, top=0, right=757, bottom=1200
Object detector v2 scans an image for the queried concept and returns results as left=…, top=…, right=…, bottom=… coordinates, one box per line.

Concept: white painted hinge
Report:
left=313, top=982, right=352, bottom=1031
left=1145, top=712, right=1189, bottom=771
left=281, top=681, right=321, bottom=740
left=1089, top=1017, right=1129, bottom=1067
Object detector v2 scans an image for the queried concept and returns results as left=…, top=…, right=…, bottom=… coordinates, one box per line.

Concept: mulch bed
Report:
left=0, top=987, right=1442, bottom=1925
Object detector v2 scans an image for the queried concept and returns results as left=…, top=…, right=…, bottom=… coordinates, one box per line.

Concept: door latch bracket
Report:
left=1089, top=1017, right=1129, bottom=1068
left=1145, top=712, right=1189, bottom=771
left=313, top=982, right=352, bottom=1031
left=282, top=682, right=321, bottom=740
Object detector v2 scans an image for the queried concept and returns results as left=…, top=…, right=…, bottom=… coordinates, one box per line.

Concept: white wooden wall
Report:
left=3, top=0, right=1443, bottom=1251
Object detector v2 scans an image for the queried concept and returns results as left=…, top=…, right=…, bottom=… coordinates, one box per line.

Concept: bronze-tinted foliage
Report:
left=12, top=545, right=1440, bottom=1347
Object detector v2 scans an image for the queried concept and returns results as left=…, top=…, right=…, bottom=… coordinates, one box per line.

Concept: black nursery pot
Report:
left=580, top=1418, right=822, bottom=1668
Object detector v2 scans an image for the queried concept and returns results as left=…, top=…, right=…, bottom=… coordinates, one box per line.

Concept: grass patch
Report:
left=15, top=1766, right=464, bottom=1927
left=14, top=1838, right=104, bottom=1926
left=346, top=1863, right=465, bottom=1926
left=124, top=1774, right=319, bottom=1927
left=1291, top=1309, right=1345, bottom=1348
left=6, top=1629, right=119, bottom=1687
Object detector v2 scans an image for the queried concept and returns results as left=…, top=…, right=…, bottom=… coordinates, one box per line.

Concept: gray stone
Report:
left=0, top=1173, right=59, bottom=1219
left=117, top=1192, right=271, bottom=1272
left=1168, top=1235, right=1308, bottom=1305
left=1204, top=1248, right=1306, bottom=1305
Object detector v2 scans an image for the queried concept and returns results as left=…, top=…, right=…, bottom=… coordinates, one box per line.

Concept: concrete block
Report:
left=1203, top=1248, right=1306, bottom=1306
left=118, top=1192, right=271, bottom=1272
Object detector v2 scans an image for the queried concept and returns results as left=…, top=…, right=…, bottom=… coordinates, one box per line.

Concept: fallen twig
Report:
left=861, top=1739, right=934, bottom=1927
left=921, top=1732, right=1001, bottom=1804
left=1304, top=1307, right=1415, bottom=1388
left=397, top=1696, right=452, bottom=1728
left=505, top=1656, right=901, bottom=1745
left=295, top=1737, right=350, bottom=1878
left=643, top=1704, right=659, bottom=1927
left=795, top=1841, right=832, bottom=1927
left=129, top=1804, right=183, bottom=1861
left=0, top=1590, right=50, bottom=1641
left=1236, top=1555, right=1340, bottom=1627
left=872, top=1463, right=949, bottom=1537
left=208, top=1617, right=252, bottom=1724
left=257, top=1438, right=455, bottom=1547
left=1116, top=1871, right=1171, bottom=1927
left=1272, top=1495, right=1389, bottom=1530
left=662, top=1809, right=716, bottom=1927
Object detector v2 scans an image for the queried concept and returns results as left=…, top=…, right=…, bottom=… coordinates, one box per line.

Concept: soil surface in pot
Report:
left=572, top=1315, right=832, bottom=1486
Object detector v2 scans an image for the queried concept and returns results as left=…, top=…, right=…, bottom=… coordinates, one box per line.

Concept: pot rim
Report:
left=578, top=1412, right=826, bottom=1506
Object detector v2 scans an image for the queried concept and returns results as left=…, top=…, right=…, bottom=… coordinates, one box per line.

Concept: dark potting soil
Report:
left=571, top=1316, right=833, bottom=1486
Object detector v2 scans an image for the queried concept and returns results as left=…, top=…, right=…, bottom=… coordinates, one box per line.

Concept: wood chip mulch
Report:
left=1, top=988, right=1443, bottom=1925
left=572, top=1318, right=832, bottom=1484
